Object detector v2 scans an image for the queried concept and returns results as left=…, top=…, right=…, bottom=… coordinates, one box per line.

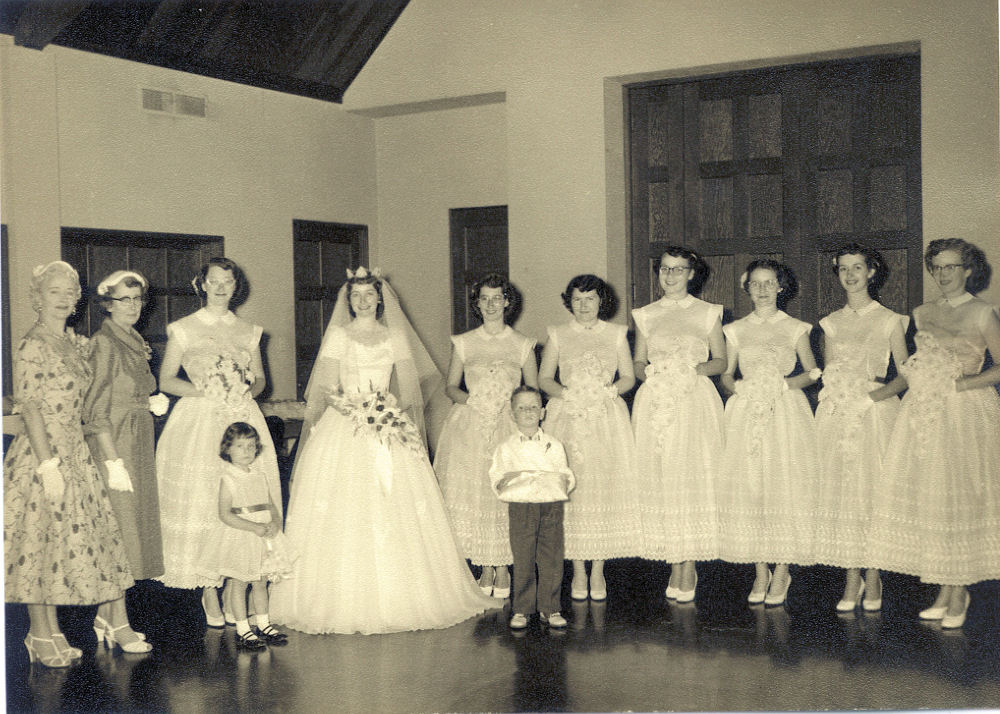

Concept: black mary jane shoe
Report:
left=236, top=631, right=267, bottom=651
left=252, top=625, right=288, bottom=646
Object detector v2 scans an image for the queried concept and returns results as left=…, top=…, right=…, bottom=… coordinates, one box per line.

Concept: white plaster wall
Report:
left=347, top=0, right=1000, bottom=341
left=1, top=38, right=379, bottom=398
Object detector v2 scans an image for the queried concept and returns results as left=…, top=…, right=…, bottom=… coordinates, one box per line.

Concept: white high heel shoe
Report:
left=748, top=570, right=772, bottom=604
left=836, top=580, right=864, bottom=612
left=94, top=615, right=152, bottom=654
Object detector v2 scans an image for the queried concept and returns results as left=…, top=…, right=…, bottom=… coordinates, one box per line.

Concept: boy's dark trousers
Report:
left=508, top=501, right=564, bottom=615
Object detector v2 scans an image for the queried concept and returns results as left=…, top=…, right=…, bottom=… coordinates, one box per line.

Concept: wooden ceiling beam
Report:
left=13, top=1, right=90, bottom=50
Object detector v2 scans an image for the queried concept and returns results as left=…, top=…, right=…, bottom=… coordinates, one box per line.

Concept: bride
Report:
left=269, top=267, right=497, bottom=634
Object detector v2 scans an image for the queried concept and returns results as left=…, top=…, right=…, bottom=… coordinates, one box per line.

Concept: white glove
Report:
left=105, top=458, right=134, bottom=492
left=36, top=457, right=64, bottom=501
left=148, top=393, right=170, bottom=416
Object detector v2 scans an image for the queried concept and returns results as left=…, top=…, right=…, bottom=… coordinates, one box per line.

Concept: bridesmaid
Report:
left=435, top=274, right=537, bottom=598
left=718, top=259, right=820, bottom=606
left=631, top=248, right=726, bottom=602
left=813, top=245, right=908, bottom=612
left=539, top=274, right=640, bottom=601
left=868, top=238, right=1000, bottom=627
left=84, top=270, right=167, bottom=652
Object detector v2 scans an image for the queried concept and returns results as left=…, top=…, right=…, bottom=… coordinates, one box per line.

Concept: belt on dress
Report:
left=231, top=503, right=269, bottom=515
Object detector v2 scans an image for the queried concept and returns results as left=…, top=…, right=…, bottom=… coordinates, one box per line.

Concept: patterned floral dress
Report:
left=542, top=320, right=642, bottom=560
left=435, top=326, right=536, bottom=566
left=813, top=302, right=907, bottom=569
left=4, top=326, right=133, bottom=604
left=717, top=311, right=818, bottom=566
left=83, top=318, right=164, bottom=580
left=155, top=309, right=281, bottom=589
left=631, top=296, right=724, bottom=562
left=867, top=297, right=1000, bottom=584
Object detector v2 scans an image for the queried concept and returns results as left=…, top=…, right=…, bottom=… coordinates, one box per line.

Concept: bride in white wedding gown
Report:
left=269, top=268, right=497, bottom=635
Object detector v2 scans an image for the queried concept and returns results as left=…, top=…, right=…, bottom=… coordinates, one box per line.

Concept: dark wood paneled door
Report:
left=293, top=219, right=368, bottom=400
left=450, top=206, right=509, bottom=333
left=629, top=54, right=921, bottom=325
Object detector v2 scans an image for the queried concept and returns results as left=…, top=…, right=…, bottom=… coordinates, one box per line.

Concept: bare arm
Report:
left=870, top=321, right=910, bottom=401
left=248, top=345, right=266, bottom=398
left=537, top=339, right=563, bottom=398
left=957, top=306, right=1000, bottom=392
left=444, top=346, right=468, bottom=404
left=158, top=335, right=203, bottom=398
left=633, top=330, right=648, bottom=382
left=612, top=334, right=636, bottom=395
left=217, top=480, right=268, bottom=537
left=696, top=319, right=727, bottom=377
left=720, top=339, right=739, bottom=395
left=786, top=331, right=819, bottom=390
left=521, top=346, right=539, bottom=390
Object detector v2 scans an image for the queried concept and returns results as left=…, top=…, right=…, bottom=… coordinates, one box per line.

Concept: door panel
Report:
left=450, top=206, right=509, bottom=334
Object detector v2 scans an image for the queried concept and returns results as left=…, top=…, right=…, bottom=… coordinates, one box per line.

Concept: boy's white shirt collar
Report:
left=518, top=427, right=545, bottom=442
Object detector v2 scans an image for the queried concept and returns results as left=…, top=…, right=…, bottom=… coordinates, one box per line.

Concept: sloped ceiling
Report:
left=0, top=0, right=410, bottom=103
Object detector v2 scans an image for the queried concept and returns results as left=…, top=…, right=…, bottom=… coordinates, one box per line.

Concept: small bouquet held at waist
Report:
left=198, top=355, right=253, bottom=408
left=326, top=387, right=424, bottom=454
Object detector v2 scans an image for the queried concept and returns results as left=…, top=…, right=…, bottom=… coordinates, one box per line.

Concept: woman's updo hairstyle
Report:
left=740, top=258, right=798, bottom=310
left=345, top=271, right=385, bottom=320
left=924, top=238, right=992, bottom=295
left=29, top=261, right=81, bottom=313
left=832, top=243, right=888, bottom=299
left=657, top=245, right=710, bottom=296
left=470, top=273, right=521, bottom=324
left=560, top=274, right=617, bottom=320
left=193, top=257, right=249, bottom=308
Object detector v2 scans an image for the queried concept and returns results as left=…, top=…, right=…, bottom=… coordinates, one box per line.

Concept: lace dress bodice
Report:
left=335, top=330, right=394, bottom=394
left=724, top=311, right=810, bottom=379
left=454, top=326, right=532, bottom=397
left=633, top=296, right=722, bottom=370
left=548, top=320, right=625, bottom=388
left=169, top=309, right=261, bottom=386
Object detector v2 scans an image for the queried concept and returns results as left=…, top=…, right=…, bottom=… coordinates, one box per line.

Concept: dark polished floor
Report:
left=6, top=559, right=1000, bottom=713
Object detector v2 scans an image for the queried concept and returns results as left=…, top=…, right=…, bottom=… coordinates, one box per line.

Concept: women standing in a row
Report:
left=436, top=274, right=537, bottom=598
left=718, top=260, right=820, bottom=605
left=868, top=238, right=1000, bottom=627
left=539, top=274, right=640, bottom=602
left=4, top=261, right=133, bottom=667
left=156, top=258, right=282, bottom=627
left=632, top=250, right=726, bottom=603
left=83, top=270, right=165, bottom=652
left=813, top=246, right=908, bottom=612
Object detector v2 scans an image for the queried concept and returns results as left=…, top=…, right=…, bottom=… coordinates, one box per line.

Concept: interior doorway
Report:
left=450, top=205, right=509, bottom=334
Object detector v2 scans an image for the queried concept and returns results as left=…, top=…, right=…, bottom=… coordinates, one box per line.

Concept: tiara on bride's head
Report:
left=346, top=266, right=383, bottom=279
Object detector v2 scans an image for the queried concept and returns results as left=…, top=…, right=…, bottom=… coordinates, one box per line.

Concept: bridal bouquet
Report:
left=562, top=352, right=616, bottom=420
left=900, top=334, right=961, bottom=454
left=326, top=388, right=424, bottom=455
left=818, top=361, right=875, bottom=418
left=644, top=356, right=699, bottom=449
left=198, top=354, right=253, bottom=409
left=734, top=369, right=788, bottom=460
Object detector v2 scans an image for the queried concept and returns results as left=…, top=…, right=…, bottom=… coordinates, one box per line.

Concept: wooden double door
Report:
left=629, top=54, right=922, bottom=325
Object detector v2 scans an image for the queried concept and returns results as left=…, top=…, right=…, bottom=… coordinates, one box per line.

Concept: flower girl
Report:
left=197, top=422, right=293, bottom=650
left=718, top=260, right=820, bottom=606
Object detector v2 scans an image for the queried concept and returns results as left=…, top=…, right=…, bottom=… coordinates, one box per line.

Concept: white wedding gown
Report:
left=269, top=325, right=497, bottom=634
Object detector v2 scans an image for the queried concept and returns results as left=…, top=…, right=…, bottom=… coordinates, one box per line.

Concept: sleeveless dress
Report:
left=155, top=309, right=281, bottom=589
left=83, top=318, right=164, bottom=580
left=631, top=296, right=724, bottom=562
left=867, top=298, right=1000, bottom=584
left=270, top=324, right=497, bottom=634
left=813, top=302, right=907, bottom=569
left=196, top=461, right=295, bottom=583
left=542, top=320, right=641, bottom=560
left=4, top=328, right=134, bottom=604
left=435, top=326, right=535, bottom=566
left=717, top=311, right=818, bottom=565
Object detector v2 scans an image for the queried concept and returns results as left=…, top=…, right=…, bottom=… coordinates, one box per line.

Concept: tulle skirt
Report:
left=270, top=406, right=498, bottom=635
left=631, top=376, right=723, bottom=562
left=867, top=386, right=1000, bottom=584
left=543, top=396, right=642, bottom=560
left=196, top=510, right=296, bottom=584
left=812, top=394, right=900, bottom=569
left=717, top=389, right=818, bottom=565
left=435, top=403, right=516, bottom=565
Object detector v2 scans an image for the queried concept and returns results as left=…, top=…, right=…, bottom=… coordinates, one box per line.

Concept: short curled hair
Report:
left=560, top=274, right=617, bottom=320
left=832, top=243, right=888, bottom=299
left=96, top=275, right=148, bottom=313
left=194, top=257, right=249, bottom=308
left=220, top=421, right=263, bottom=462
left=345, top=273, right=385, bottom=320
left=470, top=273, right=521, bottom=324
left=924, top=238, right=992, bottom=295
left=656, top=246, right=710, bottom=296
left=741, top=258, right=798, bottom=309
left=509, top=384, right=543, bottom=408
left=29, top=261, right=81, bottom=313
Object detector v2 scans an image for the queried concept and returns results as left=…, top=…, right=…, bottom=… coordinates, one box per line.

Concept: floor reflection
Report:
left=6, top=560, right=1000, bottom=712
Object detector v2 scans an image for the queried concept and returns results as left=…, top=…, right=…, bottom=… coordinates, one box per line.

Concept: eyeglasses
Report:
left=659, top=266, right=691, bottom=276
left=109, top=296, right=146, bottom=307
left=205, top=278, right=236, bottom=289
left=749, top=279, right=779, bottom=290
left=478, top=296, right=506, bottom=305
left=930, top=263, right=964, bottom=276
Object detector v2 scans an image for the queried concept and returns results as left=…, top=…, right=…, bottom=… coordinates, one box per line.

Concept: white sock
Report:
left=255, top=614, right=270, bottom=630
left=235, top=619, right=252, bottom=636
